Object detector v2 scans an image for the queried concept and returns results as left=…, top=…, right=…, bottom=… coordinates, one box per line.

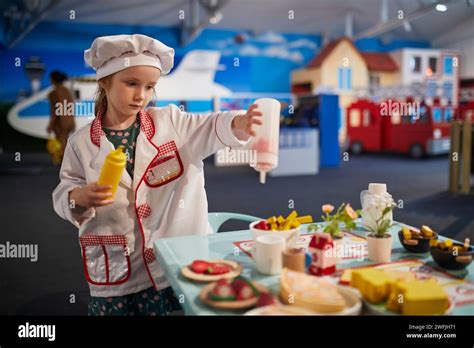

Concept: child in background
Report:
left=52, top=34, right=262, bottom=315
left=47, top=70, right=76, bottom=160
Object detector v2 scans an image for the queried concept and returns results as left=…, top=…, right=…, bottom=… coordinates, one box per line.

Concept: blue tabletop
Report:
left=154, top=221, right=474, bottom=315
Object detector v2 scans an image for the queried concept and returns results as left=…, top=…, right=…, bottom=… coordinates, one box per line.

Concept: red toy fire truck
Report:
left=346, top=98, right=455, bottom=158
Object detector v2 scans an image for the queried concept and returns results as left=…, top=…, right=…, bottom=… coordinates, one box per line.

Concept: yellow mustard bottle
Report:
left=97, top=145, right=126, bottom=199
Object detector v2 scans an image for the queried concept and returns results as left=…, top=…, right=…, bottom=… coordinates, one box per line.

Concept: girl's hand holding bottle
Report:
left=69, top=183, right=114, bottom=209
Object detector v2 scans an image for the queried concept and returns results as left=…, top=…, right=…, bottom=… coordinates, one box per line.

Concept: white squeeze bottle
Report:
left=252, top=98, right=281, bottom=184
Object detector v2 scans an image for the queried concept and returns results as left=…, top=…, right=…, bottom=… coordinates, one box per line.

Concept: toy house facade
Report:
left=291, top=37, right=460, bottom=107
left=291, top=37, right=399, bottom=109
left=390, top=48, right=460, bottom=106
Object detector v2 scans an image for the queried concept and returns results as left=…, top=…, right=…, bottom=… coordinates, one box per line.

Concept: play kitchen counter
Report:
left=154, top=221, right=474, bottom=315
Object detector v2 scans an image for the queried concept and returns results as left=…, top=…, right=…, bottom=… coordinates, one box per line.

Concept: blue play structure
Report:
left=284, top=93, right=340, bottom=168
left=318, top=94, right=340, bottom=167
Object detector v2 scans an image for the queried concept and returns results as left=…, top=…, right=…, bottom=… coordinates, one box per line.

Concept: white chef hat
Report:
left=84, top=34, right=175, bottom=80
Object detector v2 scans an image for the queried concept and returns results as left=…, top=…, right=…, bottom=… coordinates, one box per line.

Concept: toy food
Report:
left=430, top=237, right=473, bottom=270
left=421, top=225, right=434, bottom=237
left=401, top=225, right=437, bottom=240
left=208, top=277, right=259, bottom=302
left=280, top=268, right=346, bottom=313
left=191, top=260, right=231, bottom=275
left=254, top=211, right=313, bottom=231
left=350, top=268, right=393, bottom=303
left=386, top=279, right=449, bottom=315
left=399, top=225, right=438, bottom=253
left=210, top=279, right=237, bottom=301
left=255, top=292, right=278, bottom=307
left=349, top=268, right=449, bottom=315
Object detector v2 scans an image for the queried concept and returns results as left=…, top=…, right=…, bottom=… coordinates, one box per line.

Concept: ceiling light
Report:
left=209, top=11, right=223, bottom=24
left=436, top=4, right=448, bottom=11
left=403, top=21, right=412, bottom=32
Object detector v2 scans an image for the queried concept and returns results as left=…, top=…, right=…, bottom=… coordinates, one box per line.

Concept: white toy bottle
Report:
left=252, top=98, right=281, bottom=184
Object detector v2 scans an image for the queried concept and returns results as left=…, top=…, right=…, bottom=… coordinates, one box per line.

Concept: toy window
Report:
left=369, top=74, right=380, bottom=88
left=428, top=57, right=437, bottom=75
left=443, top=56, right=453, bottom=75
left=362, top=109, right=371, bottom=126
left=416, top=107, right=429, bottom=123
left=442, top=82, right=453, bottom=100
left=444, top=108, right=454, bottom=122
left=349, top=109, right=361, bottom=127
left=432, top=108, right=442, bottom=123
left=410, top=56, right=421, bottom=73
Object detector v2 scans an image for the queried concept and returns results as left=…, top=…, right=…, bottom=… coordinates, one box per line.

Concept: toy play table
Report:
left=154, top=221, right=474, bottom=315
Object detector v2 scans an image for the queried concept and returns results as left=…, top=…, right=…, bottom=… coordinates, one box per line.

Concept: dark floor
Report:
left=0, top=152, right=473, bottom=315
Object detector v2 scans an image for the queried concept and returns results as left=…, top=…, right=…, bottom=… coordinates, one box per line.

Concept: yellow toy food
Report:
left=388, top=279, right=449, bottom=315
left=350, top=269, right=394, bottom=303
left=97, top=146, right=127, bottom=199
left=349, top=268, right=449, bottom=315
left=403, top=225, right=436, bottom=241
left=402, top=226, right=412, bottom=240
left=439, top=239, right=453, bottom=250
left=262, top=211, right=313, bottom=231
left=421, top=225, right=434, bottom=237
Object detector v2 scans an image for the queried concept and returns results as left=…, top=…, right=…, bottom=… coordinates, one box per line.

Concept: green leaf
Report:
left=378, top=219, right=391, bottom=236
left=346, top=221, right=356, bottom=230
left=381, top=206, right=392, bottom=216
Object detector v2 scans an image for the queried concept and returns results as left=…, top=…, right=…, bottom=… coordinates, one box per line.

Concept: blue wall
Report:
left=0, top=19, right=433, bottom=102
left=0, top=21, right=320, bottom=101
left=354, top=37, right=430, bottom=52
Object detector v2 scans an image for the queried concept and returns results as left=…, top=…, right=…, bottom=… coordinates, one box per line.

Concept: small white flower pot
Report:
left=367, top=233, right=393, bottom=263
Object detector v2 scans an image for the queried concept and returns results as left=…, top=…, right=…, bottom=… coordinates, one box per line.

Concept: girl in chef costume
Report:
left=52, top=34, right=262, bottom=315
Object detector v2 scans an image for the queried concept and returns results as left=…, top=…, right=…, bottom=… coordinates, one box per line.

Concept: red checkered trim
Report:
left=144, top=248, right=156, bottom=264
left=90, top=109, right=155, bottom=146
left=90, top=111, right=106, bottom=147
left=79, top=235, right=127, bottom=247
left=139, top=109, right=155, bottom=140
left=137, top=203, right=152, bottom=219
left=157, top=141, right=178, bottom=156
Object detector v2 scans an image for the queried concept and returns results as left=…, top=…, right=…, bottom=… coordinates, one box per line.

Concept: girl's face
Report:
left=101, top=66, right=161, bottom=118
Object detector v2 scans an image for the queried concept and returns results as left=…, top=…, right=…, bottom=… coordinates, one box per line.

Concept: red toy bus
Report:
left=346, top=99, right=453, bottom=158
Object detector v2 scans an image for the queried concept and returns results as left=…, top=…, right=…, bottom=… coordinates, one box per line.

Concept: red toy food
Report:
left=256, top=292, right=277, bottom=307
left=191, top=260, right=231, bottom=275
left=206, top=263, right=231, bottom=275
left=231, top=278, right=255, bottom=300
left=254, top=220, right=271, bottom=230
left=208, top=277, right=260, bottom=302
left=191, top=260, right=211, bottom=274
left=210, top=279, right=236, bottom=301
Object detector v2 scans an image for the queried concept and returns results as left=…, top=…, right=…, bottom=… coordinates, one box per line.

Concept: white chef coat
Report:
left=52, top=104, right=247, bottom=297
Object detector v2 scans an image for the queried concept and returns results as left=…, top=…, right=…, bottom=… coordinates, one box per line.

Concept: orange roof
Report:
left=306, top=38, right=348, bottom=69
left=360, top=52, right=398, bottom=72
left=306, top=37, right=398, bottom=72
